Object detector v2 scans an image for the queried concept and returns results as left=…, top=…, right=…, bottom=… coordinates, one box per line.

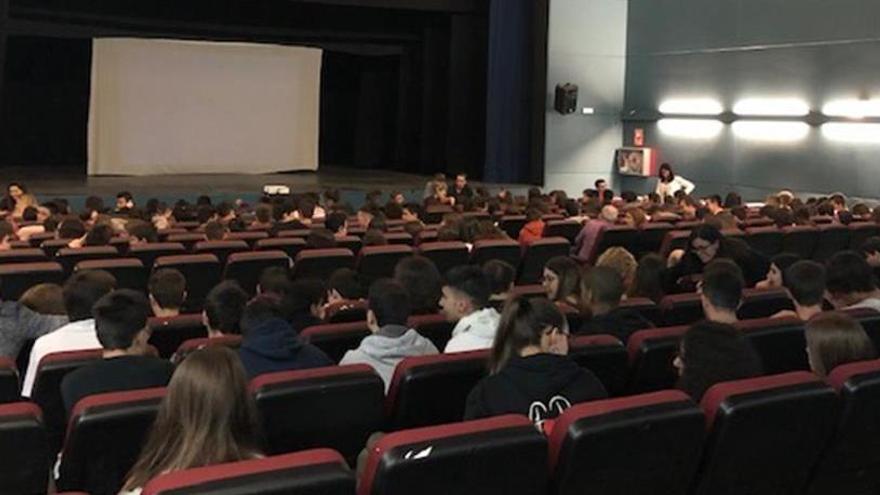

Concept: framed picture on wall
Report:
left=615, top=147, right=654, bottom=177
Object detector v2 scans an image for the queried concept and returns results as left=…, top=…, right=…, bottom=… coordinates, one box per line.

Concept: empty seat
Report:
left=543, top=220, right=582, bottom=243
left=154, top=254, right=222, bottom=311
left=745, top=226, right=783, bottom=258
left=193, top=240, right=250, bottom=265
left=148, top=314, right=208, bottom=359
left=548, top=391, right=704, bottom=495
left=659, top=292, right=703, bottom=326
left=417, top=241, right=470, bottom=275
left=518, top=237, right=570, bottom=285
left=499, top=215, right=527, bottom=239
left=0, top=402, right=49, bottom=494
left=781, top=225, right=819, bottom=260
left=0, top=357, right=18, bottom=404
left=809, top=359, right=880, bottom=494
left=739, top=288, right=794, bottom=319
left=225, top=231, right=269, bottom=247
left=659, top=230, right=692, bottom=259
left=567, top=335, right=628, bottom=396
left=693, top=372, right=838, bottom=495
left=254, top=237, right=306, bottom=260
left=357, top=245, right=414, bottom=284
left=165, top=233, right=205, bottom=251
left=813, top=224, right=851, bottom=262
left=386, top=350, right=489, bottom=430
left=223, top=251, right=290, bottom=295
left=417, top=230, right=438, bottom=245
left=171, top=335, right=243, bottom=365
left=0, top=261, right=65, bottom=300
left=0, top=247, right=47, bottom=264
left=849, top=222, right=880, bottom=251
left=57, top=388, right=166, bottom=495
left=407, top=313, right=455, bottom=351
left=75, top=258, right=148, bottom=292
left=591, top=225, right=638, bottom=263
left=360, top=415, right=547, bottom=495
left=470, top=239, right=521, bottom=271
left=626, top=325, right=689, bottom=393
left=736, top=317, right=807, bottom=374
left=56, top=246, right=119, bottom=275
left=142, top=449, right=354, bottom=495
left=300, top=321, right=371, bottom=362
left=128, top=242, right=187, bottom=270
left=251, top=365, right=384, bottom=462
left=292, top=248, right=355, bottom=280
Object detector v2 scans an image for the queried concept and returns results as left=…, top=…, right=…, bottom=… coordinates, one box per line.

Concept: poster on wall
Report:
left=615, top=147, right=654, bottom=177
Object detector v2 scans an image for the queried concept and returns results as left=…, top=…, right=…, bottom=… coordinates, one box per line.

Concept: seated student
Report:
left=464, top=297, right=606, bottom=426
left=596, top=247, right=637, bottom=295
left=673, top=321, right=762, bottom=401
left=630, top=253, right=666, bottom=303
left=148, top=268, right=187, bottom=318
left=483, top=260, right=516, bottom=310
left=282, top=279, right=327, bottom=332
left=0, top=282, right=68, bottom=360
left=19, top=283, right=66, bottom=316
left=394, top=256, right=442, bottom=315
left=340, top=280, right=438, bottom=391
left=326, top=268, right=363, bottom=305
left=860, top=236, right=880, bottom=280
left=442, top=266, right=501, bottom=353
left=204, top=220, right=227, bottom=241
left=248, top=203, right=274, bottom=231
left=256, top=266, right=292, bottom=298
left=755, top=253, right=801, bottom=290
left=517, top=208, right=545, bottom=247
left=125, top=219, right=158, bottom=244
left=121, top=347, right=262, bottom=495
left=805, top=312, right=877, bottom=378
left=324, top=211, right=349, bottom=238
left=699, top=259, right=744, bottom=324
left=61, top=290, right=175, bottom=414
left=22, top=270, right=117, bottom=397
left=578, top=266, right=654, bottom=342
left=305, top=228, right=337, bottom=249
left=571, top=205, right=618, bottom=263
left=773, top=260, right=826, bottom=321
left=825, top=251, right=880, bottom=312
left=238, top=295, right=332, bottom=378
left=542, top=256, right=582, bottom=310
left=203, top=281, right=249, bottom=338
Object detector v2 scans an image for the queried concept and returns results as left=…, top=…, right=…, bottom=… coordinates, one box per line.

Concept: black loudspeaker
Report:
left=554, top=83, right=578, bottom=115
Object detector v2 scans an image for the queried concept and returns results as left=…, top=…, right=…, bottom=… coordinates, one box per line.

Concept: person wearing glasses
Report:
left=463, top=296, right=607, bottom=428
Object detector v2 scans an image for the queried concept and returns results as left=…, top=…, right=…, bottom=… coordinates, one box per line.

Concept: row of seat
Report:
left=8, top=358, right=880, bottom=494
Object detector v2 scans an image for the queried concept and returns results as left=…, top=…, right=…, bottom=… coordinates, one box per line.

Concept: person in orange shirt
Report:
left=518, top=207, right=545, bottom=247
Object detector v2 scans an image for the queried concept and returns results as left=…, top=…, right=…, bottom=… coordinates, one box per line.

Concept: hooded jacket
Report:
left=340, top=324, right=439, bottom=391
left=444, top=307, right=501, bottom=353
left=238, top=317, right=332, bottom=379
left=464, top=353, right=607, bottom=426
left=578, top=307, right=655, bottom=343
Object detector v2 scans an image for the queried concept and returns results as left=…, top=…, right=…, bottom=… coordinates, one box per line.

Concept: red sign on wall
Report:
left=634, top=128, right=645, bottom=147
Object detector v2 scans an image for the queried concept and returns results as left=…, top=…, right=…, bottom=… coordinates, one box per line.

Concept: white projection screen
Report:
left=88, top=38, right=322, bottom=175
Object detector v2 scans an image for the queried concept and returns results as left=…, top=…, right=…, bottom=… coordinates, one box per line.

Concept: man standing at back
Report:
left=442, top=266, right=501, bottom=353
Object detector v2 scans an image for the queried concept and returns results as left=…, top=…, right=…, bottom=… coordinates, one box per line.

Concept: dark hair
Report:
left=585, top=266, right=624, bottom=307
left=240, top=295, right=288, bottom=336
left=784, top=260, right=826, bottom=307
left=328, top=268, right=363, bottom=300
left=723, top=192, right=742, bottom=208
left=770, top=253, right=801, bottom=276
left=687, top=224, right=723, bottom=253
left=126, top=220, right=158, bottom=243
left=63, top=270, right=117, bottom=321
left=368, top=279, right=411, bottom=327
left=826, top=251, right=877, bottom=296
left=257, top=266, right=291, bottom=298
left=806, top=312, right=876, bottom=377
left=283, top=279, right=326, bottom=317
left=59, top=218, right=87, bottom=239
left=84, top=196, right=105, bottom=214
left=544, top=256, right=581, bottom=303
left=325, top=212, right=348, bottom=234
left=862, top=236, right=880, bottom=256
left=93, top=289, right=151, bottom=350
left=483, top=260, right=516, bottom=296
left=149, top=268, right=186, bottom=310
left=204, top=281, right=249, bottom=334
left=298, top=198, right=316, bottom=219
left=701, top=259, right=744, bottom=312
left=116, top=191, right=133, bottom=202
left=306, top=228, right=337, bottom=249
left=394, top=256, right=442, bottom=314
left=21, top=206, right=38, bottom=222
left=659, top=163, right=675, bottom=183
left=385, top=202, right=403, bottom=220
left=444, top=265, right=491, bottom=309
left=0, top=221, right=12, bottom=241
left=254, top=204, right=273, bottom=224
left=84, top=224, right=114, bottom=247
left=204, top=221, right=227, bottom=241
left=594, top=179, right=606, bottom=189
left=632, top=253, right=666, bottom=303
left=362, top=229, right=388, bottom=246
left=705, top=195, right=722, bottom=206
left=490, top=296, right=565, bottom=373
left=676, top=321, right=762, bottom=401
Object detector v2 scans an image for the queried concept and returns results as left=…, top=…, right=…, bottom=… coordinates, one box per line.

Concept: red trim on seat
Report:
left=38, top=349, right=103, bottom=368
left=827, top=359, right=880, bottom=391
left=57, top=246, right=118, bottom=257
left=142, top=449, right=346, bottom=495
left=249, top=364, right=376, bottom=393
left=66, top=387, right=166, bottom=446
left=472, top=239, right=520, bottom=249
left=406, top=313, right=448, bottom=328
left=76, top=258, right=144, bottom=270
left=417, top=241, right=469, bottom=253
left=625, top=326, right=688, bottom=362
left=175, top=335, right=242, bottom=354
left=547, top=390, right=693, bottom=469
left=385, top=350, right=490, bottom=412
left=528, top=236, right=570, bottom=247
left=149, top=314, right=205, bottom=328
left=0, top=401, right=42, bottom=420
left=734, top=316, right=802, bottom=333
left=0, top=356, right=17, bottom=374
left=154, top=254, right=220, bottom=266
left=659, top=293, right=701, bottom=308
left=358, top=245, right=414, bottom=258
left=700, top=371, right=820, bottom=429
left=300, top=321, right=370, bottom=340
left=295, top=248, right=354, bottom=261
left=0, top=261, right=63, bottom=274
left=569, top=334, right=622, bottom=348
left=226, top=251, right=289, bottom=264
left=620, top=297, right=657, bottom=309
left=358, top=415, right=530, bottom=495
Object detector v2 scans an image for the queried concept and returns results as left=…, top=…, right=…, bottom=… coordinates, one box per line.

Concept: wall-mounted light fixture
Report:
left=823, top=99, right=880, bottom=119
left=658, top=118, right=723, bottom=139
left=733, top=98, right=810, bottom=117
left=821, top=123, right=880, bottom=144
left=658, top=98, right=723, bottom=116
left=731, top=121, right=810, bottom=142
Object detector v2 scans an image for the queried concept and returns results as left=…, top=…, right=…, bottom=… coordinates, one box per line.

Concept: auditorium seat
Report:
left=781, top=225, right=819, bottom=260
left=808, top=359, right=880, bottom=494
left=745, top=226, right=783, bottom=258
left=359, top=415, right=547, bottom=495
left=693, top=372, right=838, bottom=495
left=417, top=230, right=438, bottom=245
left=128, top=242, right=187, bottom=270
left=109, top=237, right=131, bottom=255
left=541, top=220, right=580, bottom=244
left=0, top=261, right=64, bottom=299
left=300, top=321, right=370, bottom=363
left=223, top=251, right=290, bottom=295
left=154, top=254, right=222, bottom=311
left=383, top=232, right=414, bottom=246
left=849, top=222, right=880, bottom=251
left=424, top=205, right=455, bottom=224
left=193, top=240, right=250, bottom=265
left=518, top=237, right=570, bottom=285
left=499, top=215, right=527, bottom=239
left=743, top=217, right=775, bottom=228
left=148, top=314, right=208, bottom=359
left=157, top=228, right=188, bottom=241
left=75, top=258, right=148, bottom=292
left=633, top=222, right=674, bottom=259
left=813, top=224, right=851, bottom=262
left=417, top=241, right=470, bottom=275
left=225, top=231, right=269, bottom=247
left=251, top=365, right=384, bottom=462
left=591, top=225, right=638, bottom=264
left=172, top=335, right=243, bottom=365
left=548, top=391, right=704, bottom=495
left=675, top=220, right=702, bottom=230
left=626, top=325, right=689, bottom=393
left=0, top=357, right=19, bottom=404
left=31, top=349, right=103, bottom=452
left=56, top=246, right=119, bottom=275
left=164, top=232, right=205, bottom=251
left=357, top=245, right=414, bottom=284
left=386, top=350, right=489, bottom=430
left=620, top=296, right=662, bottom=325
left=41, top=238, right=76, bottom=258
left=659, top=230, right=692, bottom=259
left=291, top=248, right=355, bottom=280
left=470, top=239, right=521, bottom=270
left=739, top=288, right=794, bottom=319
left=335, top=235, right=363, bottom=254
left=277, top=229, right=312, bottom=239
left=407, top=313, right=455, bottom=351
left=850, top=309, right=880, bottom=351
left=57, top=388, right=166, bottom=495
left=0, top=247, right=47, bottom=264
left=567, top=335, right=628, bottom=396
left=659, top=292, right=703, bottom=326
left=27, top=231, right=55, bottom=247
left=0, top=402, right=50, bottom=494
left=254, top=237, right=306, bottom=260
left=736, top=317, right=808, bottom=374
left=324, top=299, right=368, bottom=324
left=141, top=449, right=355, bottom=495
left=810, top=215, right=834, bottom=225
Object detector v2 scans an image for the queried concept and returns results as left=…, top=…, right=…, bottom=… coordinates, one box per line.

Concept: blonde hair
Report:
left=596, top=247, right=637, bottom=293
left=805, top=312, right=876, bottom=377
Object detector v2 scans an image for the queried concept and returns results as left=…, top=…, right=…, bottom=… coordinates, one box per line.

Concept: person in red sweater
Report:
left=518, top=207, right=545, bottom=247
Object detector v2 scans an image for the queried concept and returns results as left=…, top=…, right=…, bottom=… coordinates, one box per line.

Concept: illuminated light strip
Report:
left=658, top=98, right=723, bottom=116
left=733, top=98, right=810, bottom=117
left=821, top=123, right=880, bottom=143
left=823, top=99, right=880, bottom=119
left=657, top=119, right=724, bottom=139
left=731, top=121, right=809, bottom=142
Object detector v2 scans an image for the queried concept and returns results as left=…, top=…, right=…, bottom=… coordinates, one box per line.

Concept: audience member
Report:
left=860, top=236, right=880, bottom=280
left=256, top=266, right=292, bottom=298
left=0, top=220, right=13, bottom=251
left=595, top=179, right=609, bottom=200
left=665, top=224, right=767, bottom=292
left=19, top=283, right=66, bottom=315
left=773, top=260, right=826, bottom=321
left=283, top=279, right=327, bottom=332
left=699, top=259, right=744, bottom=324
left=325, top=211, right=349, bottom=238
left=250, top=203, right=274, bottom=230
left=61, top=290, right=174, bottom=413
left=595, top=247, right=637, bottom=294
left=572, top=205, right=618, bottom=263
left=393, top=256, right=442, bottom=315
left=630, top=253, right=666, bottom=303
left=542, top=256, right=581, bottom=309
left=674, top=321, right=762, bottom=401
left=204, top=221, right=227, bottom=241
left=517, top=208, right=545, bottom=246
left=326, top=268, right=363, bottom=305
left=115, top=191, right=135, bottom=213
left=126, top=220, right=158, bottom=244
left=483, top=260, right=516, bottom=310
left=464, top=296, right=606, bottom=427
left=578, top=266, right=654, bottom=342
left=362, top=228, right=387, bottom=246
left=805, top=312, right=876, bottom=378
left=305, top=228, right=337, bottom=249
left=825, top=251, right=880, bottom=311
left=58, top=217, right=86, bottom=240
left=203, top=281, right=249, bottom=337
left=442, top=265, right=500, bottom=353
left=450, top=173, right=473, bottom=203
left=704, top=195, right=724, bottom=215
left=755, top=253, right=801, bottom=290
left=148, top=268, right=187, bottom=318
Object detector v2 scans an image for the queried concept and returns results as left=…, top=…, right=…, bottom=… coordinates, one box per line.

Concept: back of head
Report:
left=240, top=295, right=288, bottom=336
left=325, top=211, right=348, bottom=234
left=677, top=321, right=762, bottom=401
left=126, top=220, right=158, bottom=243
left=258, top=266, right=291, bottom=298
left=861, top=236, right=880, bottom=256
left=770, top=253, right=801, bottom=275
left=328, top=268, right=363, bottom=300
left=255, top=204, right=273, bottom=224
left=19, top=283, right=66, bottom=315
left=93, top=290, right=151, bottom=350
left=596, top=247, right=637, bottom=290
left=282, top=279, right=326, bottom=318
left=368, top=279, right=411, bottom=327
left=306, top=228, right=337, bottom=249
left=204, top=281, right=249, bottom=334
left=544, top=256, right=582, bottom=303
left=204, top=221, right=227, bottom=241
left=59, top=217, right=86, bottom=239
left=784, top=260, right=826, bottom=307
left=805, top=312, right=876, bottom=377
left=0, top=221, right=12, bottom=242
left=394, top=256, right=441, bottom=314
left=63, top=270, right=117, bottom=321
left=600, top=205, right=619, bottom=223
left=826, top=251, right=877, bottom=297
left=633, top=253, right=666, bottom=302
left=149, top=268, right=187, bottom=311
left=491, top=296, right=565, bottom=373
left=482, top=260, right=516, bottom=296
left=585, top=266, right=624, bottom=308
left=701, top=259, right=744, bottom=312
left=688, top=224, right=722, bottom=249
left=444, top=265, right=491, bottom=310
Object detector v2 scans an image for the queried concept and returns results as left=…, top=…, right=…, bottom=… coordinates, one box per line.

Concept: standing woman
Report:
left=655, top=163, right=695, bottom=200
left=1, top=182, right=37, bottom=218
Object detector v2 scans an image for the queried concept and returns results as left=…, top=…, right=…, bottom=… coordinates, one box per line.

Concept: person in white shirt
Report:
left=825, top=251, right=880, bottom=313
left=441, top=265, right=501, bottom=353
left=21, top=270, right=117, bottom=397
left=655, top=163, right=695, bottom=200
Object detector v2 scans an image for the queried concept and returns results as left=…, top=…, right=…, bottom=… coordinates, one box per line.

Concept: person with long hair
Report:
left=464, top=296, right=606, bottom=427
left=121, top=347, right=263, bottom=494
left=805, top=312, right=876, bottom=378
left=755, top=253, right=801, bottom=290
left=664, top=224, right=768, bottom=292
left=542, top=256, right=581, bottom=310
left=655, top=163, right=695, bottom=200
left=674, top=321, right=762, bottom=401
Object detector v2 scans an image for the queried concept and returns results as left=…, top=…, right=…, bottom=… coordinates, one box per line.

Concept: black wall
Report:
left=623, top=0, right=880, bottom=199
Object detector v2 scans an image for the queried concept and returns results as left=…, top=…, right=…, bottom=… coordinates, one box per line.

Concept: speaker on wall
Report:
left=554, top=83, right=578, bottom=115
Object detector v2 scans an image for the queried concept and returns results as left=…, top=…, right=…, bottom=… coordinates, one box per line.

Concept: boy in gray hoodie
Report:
left=340, top=279, right=438, bottom=391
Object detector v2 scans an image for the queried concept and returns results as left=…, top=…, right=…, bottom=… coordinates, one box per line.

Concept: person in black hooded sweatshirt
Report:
left=464, top=296, right=606, bottom=427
